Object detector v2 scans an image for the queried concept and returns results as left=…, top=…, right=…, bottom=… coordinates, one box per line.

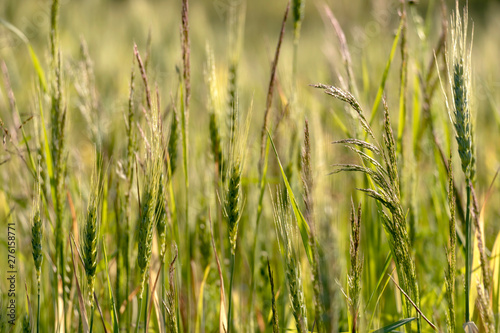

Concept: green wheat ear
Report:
left=293, top=0, right=305, bottom=39
left=167, top=105, right=179, bottom=176
left=273, top=191, right=308, bottom=333
left=448, top=2, right=473, bottom=181
left=446, top=2, right=476, bottom=324
left=22, top=313, right=30, bottom=333
left=81, top=161, right=101, bottom=305
left=225, top=160, right=242, bottom=255
left=31, top=166, right=43, bottom=282
left=155, top=174, right=167, bottom=260
left=136, top=119, right=163, bottom=299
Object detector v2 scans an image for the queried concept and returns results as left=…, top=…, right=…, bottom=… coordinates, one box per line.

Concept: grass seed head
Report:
left=273, top=192, right=308, bottom=332
left=348, top=201, right=362, bottom=331
left=449, top=2, right=473, bottom=181
left=167, top=106, right=179, bottom=175
left=225, top=160, right=241, bottom=255
left=31, top=169, right=43, bottom=281
left=81, top=164, right=101, bottom=304
left=155, top=174, right=167, bottom=260
left=293, top=0, right=305, bottom=39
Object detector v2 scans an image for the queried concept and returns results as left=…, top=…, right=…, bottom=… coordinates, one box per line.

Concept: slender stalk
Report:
left=37, top=284, right=41, bottom=333
left=268, top=261, right=279, bottom=333
left=251, top=3, right=289, bottom=323
left=465, top=183, right=471, bottom=321
left=89, top=304, right=94, bottom=333
left=227, top=253, right=236, bottom=333
left=180, top=0, right=191, bottom=326
left=445, top=154, right=456, bottom=333
left=135, top=296, right=144, bottom=333
left=125, top=58, right=135, bottom=333
left=144, top=284, right=149, bottom=333
left=447, top=3, right=473, bottom=322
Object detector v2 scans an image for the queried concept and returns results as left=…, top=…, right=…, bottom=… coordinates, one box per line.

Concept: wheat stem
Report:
left=89, top=304, right=94, bottom=333
left=227, top=252, right=236, bottom=333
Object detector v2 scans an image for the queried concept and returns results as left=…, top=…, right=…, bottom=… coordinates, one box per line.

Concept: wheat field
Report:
left=1, top=0, right=500, bottom=332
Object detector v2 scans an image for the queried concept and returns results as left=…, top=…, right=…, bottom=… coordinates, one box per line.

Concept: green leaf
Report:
left=195, top=266, right=211, bottom=333
left=369, top=17, right=405, bottom=126
left=38, top=89, right=57, bottom=209
left=372, top=317, right=416, bottom=333
left=0, top=19, right=47, bottom=91
left=28, top=45, right=48, bottom=92
left=268, top=131, right=313, bottom=265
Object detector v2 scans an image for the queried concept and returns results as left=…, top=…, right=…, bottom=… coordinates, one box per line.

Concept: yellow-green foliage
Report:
left=2, top=1, right=500, bottom=332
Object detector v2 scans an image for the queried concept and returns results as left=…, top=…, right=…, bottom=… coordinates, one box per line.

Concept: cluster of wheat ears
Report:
left=1, top=0, right=500, bottom=332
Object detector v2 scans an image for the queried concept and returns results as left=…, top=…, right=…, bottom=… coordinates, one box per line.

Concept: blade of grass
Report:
left=209, top=210, right=227, bottom=333
left=195, top=266, right=211, bottom=333
left=69, top=234, right=89, bottom=332
left=388, top=275, right=436, bottom=330
left=0, top=19, right=48, bottom=91
left=367, top=266, right=396, bottom=331
left=37, top=89, right=57, bottom=211
left=147, top=262, right=164, bottom=332
left=368, top=17, right=404, bottom=126
left=372, top=317, right=416, bottom=333
left=94, top=292, right=109, bottom=333
left=365, top=252, right=392, bottom=311
left=268, top=130, right=313, bottom=264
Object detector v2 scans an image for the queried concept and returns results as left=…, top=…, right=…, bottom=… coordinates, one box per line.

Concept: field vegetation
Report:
left=1, top=0, right=500, bottom=332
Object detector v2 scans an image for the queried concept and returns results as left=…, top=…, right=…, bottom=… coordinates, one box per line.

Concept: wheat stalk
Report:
left=445, top=155, right=456, bottom=333
left=314, top=84, right=420, bottom=329
left=273, top=191, right=308, bottom=333
left=300, top=119, right=324, bottom=331
left=446, top=2, right=475, bottom=323
left=81, top=160, right=101, bottom=333
left=348, top=201, right=362, bottom=333
left=31, top=165, right=43, bottom=333
left=267, top=260, right=279, bottom=333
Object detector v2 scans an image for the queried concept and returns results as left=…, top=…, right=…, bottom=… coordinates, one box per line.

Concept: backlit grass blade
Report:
left=37, top=89, right=57, bottom=209
left=372, top=317, right=416, bottom=333
left=268, top=131, right=313, bottom=265
left=368, top=17, right=404, bottom=126
left=0, top=19, right=48, bottom=91
left=195, top=266, right=210, bottom=333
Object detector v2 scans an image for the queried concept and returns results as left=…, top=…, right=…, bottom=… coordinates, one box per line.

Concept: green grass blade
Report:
left=268, top=131, right=313, bottom=265
left=0, top=19, right=48, bottom=91
left=368, top=17, right=404, bottom=126
left=102, top=237, right=120, bottom=333
left=37, top=89, right=57, bottom=208
left=365, top=252, right=392, bottom=310
left=372, top=317, right=416, bottom=333
left=195, top=266, right=210, bottom=333
left=28, top=45, right=48, bottom=92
